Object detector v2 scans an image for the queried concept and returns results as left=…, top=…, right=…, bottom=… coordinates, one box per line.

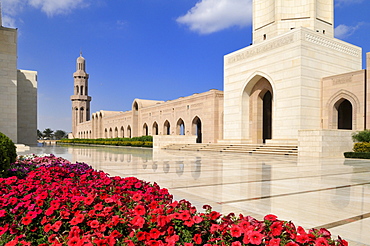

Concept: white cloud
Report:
left=28, top=0, right=89, bottom=16
left=177, top=0, right=252, bottom=34
left=334, top=24, right=361, bottom=39
left=1, top=0, right=89, bottom=27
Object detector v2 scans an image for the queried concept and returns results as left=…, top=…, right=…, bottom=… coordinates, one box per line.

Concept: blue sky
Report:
left=2, top=0, right=370, bottom=133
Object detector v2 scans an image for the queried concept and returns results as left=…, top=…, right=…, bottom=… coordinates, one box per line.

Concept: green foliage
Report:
left=352, top=130, right=370, bottom=142
left=353, top=142, right=370, bottom=153
left=59, top=136, right=153, bottom=148
left=344, top=152, right=370, bottom=159
left=0, top=132, right=17, bottom=178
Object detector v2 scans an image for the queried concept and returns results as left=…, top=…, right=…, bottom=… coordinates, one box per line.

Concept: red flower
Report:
left=249, top=231, right=263, bottom=245
left=268, top=238, right=281, bottom=246
left=84, top=196, right=94, bottom=205
left=315, top=237, right=329, bottom=246
left=132, top=193, right=142, bottom=201
left=134, top=205, right=146, bottom=216
left=0, top=209, right=7, bottom=217
left=150, top=228, right=161, bottom=239
left=286, top=242, right=299, bottom=246
left=264, top=214, right=278, bottom=221
left=231, top=242, right=241, bottom=246
left=193, top=234, right=202, bottom=244
left=88, top=220, right=100, bottom=228
left=21, top=216, right=33, bottom=226
left=51, top=221, right=62, bottom=232
left=131, top=216, right=145, bottom=228
left=44, top=224, right=52, bottom=233
left=192, top=215, right=203, bottom=224
left=67, top=237, right=81, bottom=246
left=270, top=221, right=283, bottom=236
left=230, top=225, right=242, bottom=238
left=137, top=231, right=147, bottom=241
left=296, top=234, right=309, bottom=244
left=5, top=239, right=18, bottom=246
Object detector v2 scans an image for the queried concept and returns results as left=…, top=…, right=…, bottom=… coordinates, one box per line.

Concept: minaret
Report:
left=71, top=52, right=92, bottom=137
left=253, top=0, right=334, bottom=44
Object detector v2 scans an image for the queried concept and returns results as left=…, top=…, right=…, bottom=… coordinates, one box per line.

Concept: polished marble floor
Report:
left=18, top=145, right=370, bottom=245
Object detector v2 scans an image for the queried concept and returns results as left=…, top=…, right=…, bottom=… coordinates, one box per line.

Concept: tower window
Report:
left=263, top=34, right=266, bottom=40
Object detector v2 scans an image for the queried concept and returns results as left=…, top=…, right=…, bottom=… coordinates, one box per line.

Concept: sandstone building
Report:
left=71, top=54, right=223, bottom=144
left=71, top=0, right=369, bottom=157
left=0, top=22, right=37, bottom=145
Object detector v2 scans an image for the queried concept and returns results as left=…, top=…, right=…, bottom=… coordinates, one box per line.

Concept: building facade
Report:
left=72, top=0, right=370, bottom=157
left=71, top=55, right=223, bottom=143
left=0, top=24, right=37, bottom=145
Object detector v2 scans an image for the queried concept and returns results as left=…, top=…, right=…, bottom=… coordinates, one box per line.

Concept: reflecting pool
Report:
left=18, top=145, right=370, bottom=245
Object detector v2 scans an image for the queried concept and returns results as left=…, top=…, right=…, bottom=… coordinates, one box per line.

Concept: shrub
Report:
left=0, top=132, right=17, bottom=178
left=59, top=136, right=153, bottom=148
left=344, top=152, right=370, bottom=159
left=353, top=142, right=370, bottom=152
left=352, top=130, right=370, bottom=142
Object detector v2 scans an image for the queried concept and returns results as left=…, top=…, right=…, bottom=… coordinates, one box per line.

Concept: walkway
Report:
left=18, top=146, right=370, bottom=245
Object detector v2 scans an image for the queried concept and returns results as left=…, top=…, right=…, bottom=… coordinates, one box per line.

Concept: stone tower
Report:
left=253, top=0, right=333, bottom=44
left=71, top=53, right=91, bottom=137
left=223, top=0, right=361, bottom=144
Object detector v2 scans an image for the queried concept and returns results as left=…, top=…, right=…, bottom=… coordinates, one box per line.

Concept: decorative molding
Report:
left=227, top=35, right=294, bottom=64
left=332, top=76, right=352, bottom=85
left=305, top=34, right=360, bottom=57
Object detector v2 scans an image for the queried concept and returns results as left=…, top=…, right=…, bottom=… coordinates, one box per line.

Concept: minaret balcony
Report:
left=70, top=95, right=91, bottom=101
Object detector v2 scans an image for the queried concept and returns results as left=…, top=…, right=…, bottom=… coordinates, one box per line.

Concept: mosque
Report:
left=0, top=13, right=37, bottom=146
left=71, top=0, right=369, bottom=157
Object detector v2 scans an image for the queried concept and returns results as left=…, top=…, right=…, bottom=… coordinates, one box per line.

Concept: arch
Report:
left=192, top=116, right=202, bottom=143
left=242, top=74, right=274, bottom=143
left=120, top=126, right=124, bottom=138
left=80, top=107, right=85, bottom=123
left=80, top=86, right=84, bottom=95
left=326, top=90, right=359, bottom=130
left=114, top=127, right=118, bottom=138
left=127, top=125, right=132, bottom=138
left=75, top=86, right=79, bottom=95
left=152, top=122, right=159, bottom=135
left=163, top=120, right=171, bottom=135
left=105, top=128, right=108, bottom=138
left=336, top=99, right=353, bottom=130
left=176, top=118, right=185, bottom=135
left=109, top=128, right=113, bottom=138
left=143, top=123, right=148, bottom=136
left=133, top=101, right=139, bottom=111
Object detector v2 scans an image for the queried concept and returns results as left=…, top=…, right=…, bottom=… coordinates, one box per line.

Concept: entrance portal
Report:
left=192, top=117, right=202, bottom=143
left=337, top=99, right=352, bottom=130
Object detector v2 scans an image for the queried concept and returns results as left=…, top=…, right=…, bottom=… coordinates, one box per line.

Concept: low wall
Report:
left=153, top=135, right=197, bottom=149
left=298, top=129, right=354, bottom=158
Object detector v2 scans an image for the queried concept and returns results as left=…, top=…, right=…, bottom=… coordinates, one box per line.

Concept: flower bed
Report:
left=0, top=155, right=348, bottom=245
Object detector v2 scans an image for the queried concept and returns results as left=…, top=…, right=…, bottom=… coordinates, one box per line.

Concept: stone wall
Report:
left=0, top=27, right=17, bottom=142
left=17, top=70, right=37, bottom=145
left=298, top=129, right=353, bottom=158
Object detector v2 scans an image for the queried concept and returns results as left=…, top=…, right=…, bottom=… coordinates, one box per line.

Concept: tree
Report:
left=54, top=130, right=67, bottom=140
left=43, top=128, right=54, bottom=139
left=37, top=129, right=43, bottom=139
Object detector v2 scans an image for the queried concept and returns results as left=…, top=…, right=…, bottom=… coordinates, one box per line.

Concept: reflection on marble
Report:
left=18, top=146, right=370, bottom=245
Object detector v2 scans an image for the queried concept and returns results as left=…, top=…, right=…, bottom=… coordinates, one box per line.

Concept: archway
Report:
left=127, top=126, right=132, bottom=138
left=143, top=123, right=148, bottom=136
left=152, top=122, right=159, bottom=135
left=192, top=116, right=202, bottom=143
left=176, top=118, right=185, bottom=135
left=337, top=99, right=352, bottom=130
left=164, top=120, right=171, bottom=135
left=244, top=76, right=273, bottom=143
